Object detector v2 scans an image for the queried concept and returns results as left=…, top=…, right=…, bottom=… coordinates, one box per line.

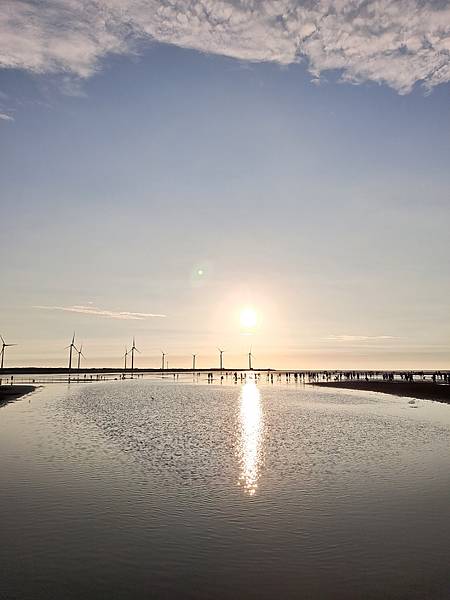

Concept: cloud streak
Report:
left=1, top=1, right=449, bottom=94
left=34, top=304, right=166, bottom=320
left=326, top=335, right=397, bottom=342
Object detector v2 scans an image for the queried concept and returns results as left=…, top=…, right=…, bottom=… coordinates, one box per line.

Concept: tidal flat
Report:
left=1, top=379, right=449, bottom=599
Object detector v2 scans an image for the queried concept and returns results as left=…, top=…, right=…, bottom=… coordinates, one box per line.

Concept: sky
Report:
left=0, top=0, right=449, bottom=370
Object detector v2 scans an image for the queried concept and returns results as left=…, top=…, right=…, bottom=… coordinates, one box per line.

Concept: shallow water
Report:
left=1, top=378, right=450, bottom=599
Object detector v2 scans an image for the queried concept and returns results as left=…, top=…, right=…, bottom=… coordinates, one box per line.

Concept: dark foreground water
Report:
left=1, top=378, right=450, bottom=600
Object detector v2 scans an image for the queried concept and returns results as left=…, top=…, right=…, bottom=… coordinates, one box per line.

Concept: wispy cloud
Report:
left=34, top=304, right=166, bottom=320
left=326, top=335, right=397, bottom=342
left=0, top=1, right=449, bottom=94
left=0, top=112, right=14, bottom=122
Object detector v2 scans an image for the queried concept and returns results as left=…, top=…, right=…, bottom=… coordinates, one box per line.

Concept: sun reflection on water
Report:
left=238, top=380, right=263, bottom=496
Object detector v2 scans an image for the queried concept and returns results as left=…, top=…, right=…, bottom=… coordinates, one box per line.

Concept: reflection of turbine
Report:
left=65, top=333, right=77, bottom=371
left=1, top=334, right=17, bottom=369
left=76, top=344, right=86, bottom=370
left=239, top=381, right=263, bottom=496
left=248, top=346, right=254, bottom=370
left=218, top=348, right=225, bottom=370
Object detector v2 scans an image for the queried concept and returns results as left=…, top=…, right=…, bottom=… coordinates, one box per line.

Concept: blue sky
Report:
left=0, top=1, right=449, bottom=369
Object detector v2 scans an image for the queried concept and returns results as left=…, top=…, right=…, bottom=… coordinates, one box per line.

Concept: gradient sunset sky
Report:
left=1, top=1, right=449, bottom=369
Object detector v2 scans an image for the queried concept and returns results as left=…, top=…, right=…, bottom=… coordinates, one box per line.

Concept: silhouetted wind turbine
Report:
left=130, top=337, right=140, bottom=371
left=218, top=348, right=225, bottom=370
left=65, top=333, right=77, bottom=371
left=123, top=347, right=128, bottom=370
left=76, top=344, right=86, bottom=370
left=192, top=354, right=196, bottom=371
left=161, top=351, right=166, bottom=371
left=1, top=334, right=17, bottom=369
left=248, top=346, right=254, bottom=370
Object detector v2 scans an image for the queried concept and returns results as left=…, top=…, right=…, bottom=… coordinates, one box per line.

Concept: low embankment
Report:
left=0, top=385, right=36, bottom=404
left=310, top=381, right=450, bottom=404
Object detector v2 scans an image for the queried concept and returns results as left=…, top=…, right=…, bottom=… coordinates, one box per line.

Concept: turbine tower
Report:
left=161, top=351, right=166, bottom=371
left=65, top=333, right=77, bottom=371
left=130, top=337, right=140, bottom=371
left=0, top=335, right=17, bottom=370
left=76, top=344, right=86, bottom=370
left=248, top=346, right=254, bottom=370
left=123, top=347, right=128, bottom=370
left=192, top=354, right=196, bottom=371
left=218, top=348, right=225, bottom=370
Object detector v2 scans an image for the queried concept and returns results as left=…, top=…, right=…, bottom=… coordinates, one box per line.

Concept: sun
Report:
left=240, top=307, right=257, bottom=329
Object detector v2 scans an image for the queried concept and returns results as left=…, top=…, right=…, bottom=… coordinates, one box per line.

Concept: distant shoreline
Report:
left=1, top=367, right=448, bottom=376
left=309, top=381, right=450, bottom=404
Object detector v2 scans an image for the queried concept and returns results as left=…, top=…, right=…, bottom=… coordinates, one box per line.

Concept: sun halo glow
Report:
left=240, top=307, right=258, bottom=330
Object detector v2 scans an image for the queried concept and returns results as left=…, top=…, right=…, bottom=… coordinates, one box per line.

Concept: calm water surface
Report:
left=1, top=378, right=450, bottom=599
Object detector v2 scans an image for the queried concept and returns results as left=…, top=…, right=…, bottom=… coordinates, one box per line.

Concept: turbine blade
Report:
left=0, top=335, right=5, bottom=344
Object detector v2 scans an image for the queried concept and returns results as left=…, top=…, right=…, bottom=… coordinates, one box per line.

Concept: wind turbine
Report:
left=130, top=337, right=140, bottom=371
left=192, top=354, right=196, bottom=371
left=218, top=348, right=225, bottom=370
left=161, top=351, right=166, bottom=371
left=0, top=335, right=17, bottom=369
left=248, top=346, right=254, bottom=370
left=76, top=344, right=86, bottom=370
left=123, top=347, right=128, bottom=370
left=65, top=333, right=77, bottom=371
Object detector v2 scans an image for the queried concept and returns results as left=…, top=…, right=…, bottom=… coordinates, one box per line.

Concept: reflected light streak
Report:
left=238, top=380, right=263, bottom=496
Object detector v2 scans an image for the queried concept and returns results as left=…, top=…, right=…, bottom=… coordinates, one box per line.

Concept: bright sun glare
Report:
left=240, top=307, right=257, bottom=329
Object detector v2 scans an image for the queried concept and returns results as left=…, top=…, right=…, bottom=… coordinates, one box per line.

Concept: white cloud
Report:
left=34, top=304, right=166, bottom=320
left=0, top=1, right=449, bottom=94
left=0, top=112, right=14, bottom=121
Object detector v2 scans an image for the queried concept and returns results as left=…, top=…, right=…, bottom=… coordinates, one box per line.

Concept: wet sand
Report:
left=309, top=381, right=450, bottom=404
left=0, top=385, right=36, bottom=405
